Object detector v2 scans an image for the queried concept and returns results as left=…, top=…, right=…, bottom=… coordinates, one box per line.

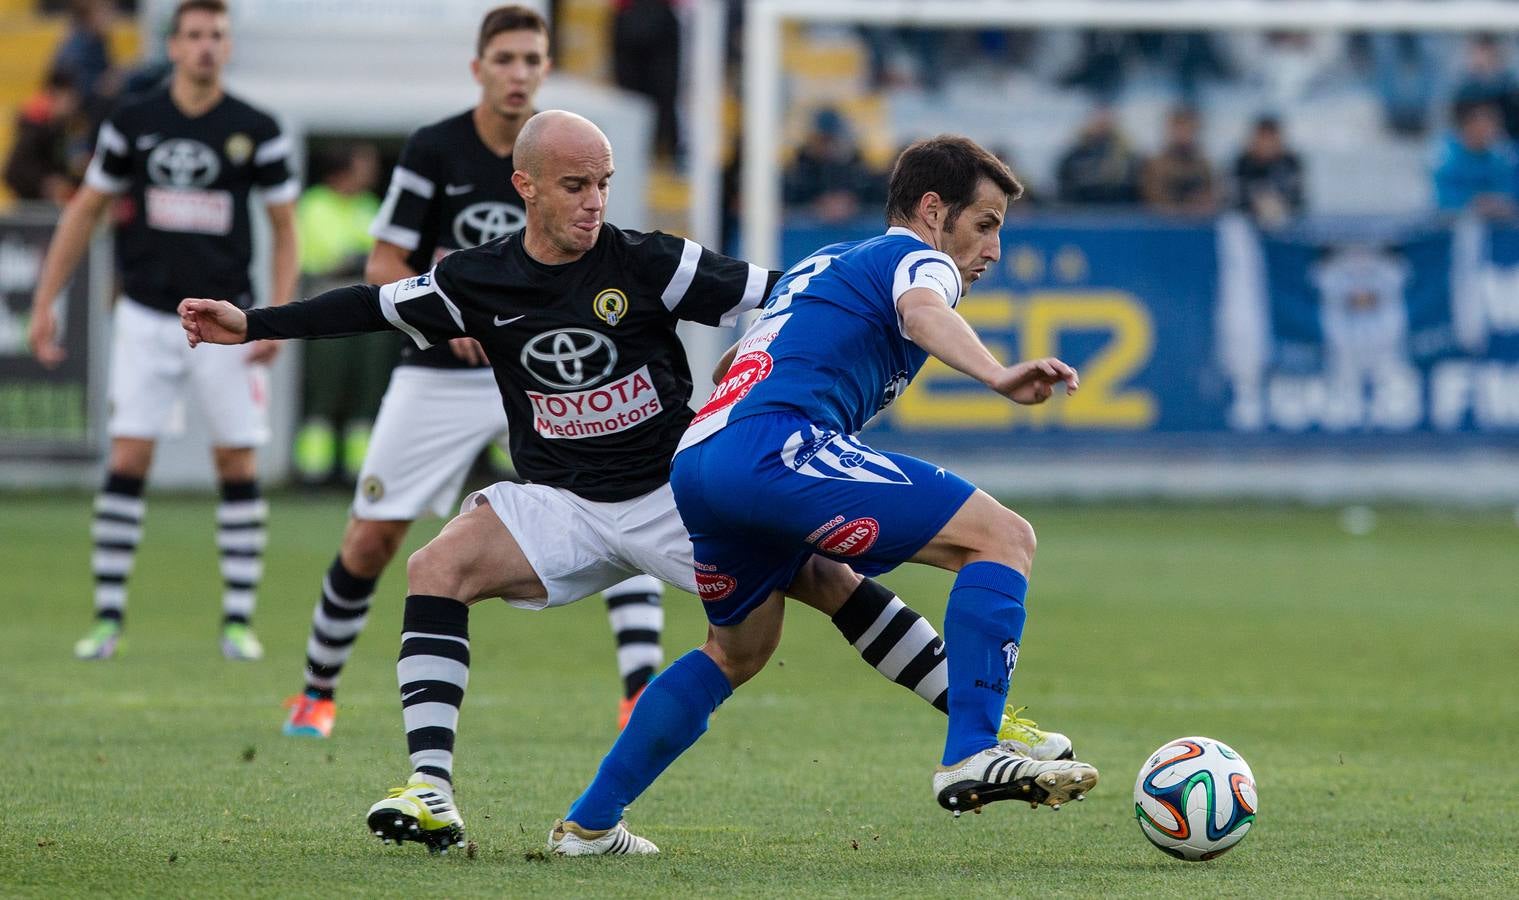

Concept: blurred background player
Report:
left=291, top=141, right=392, bottom=486
left=282, top=6, right=666, bottom=739
left=26, top=0, right=299, bottom=662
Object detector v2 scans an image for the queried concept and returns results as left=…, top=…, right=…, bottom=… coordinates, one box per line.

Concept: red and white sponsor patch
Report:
left=695, top=571, right=737, bottom=603
left=692, top=351, right=772, bottom=425
left=146, top=187, right=232, bottom=234
left=527, top=364, right=662, bottom=440
left=817, top=517, right=880, bottom=557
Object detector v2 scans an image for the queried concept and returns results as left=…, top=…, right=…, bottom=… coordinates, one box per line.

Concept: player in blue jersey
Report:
left=548, top=135, right=1098, bottom=856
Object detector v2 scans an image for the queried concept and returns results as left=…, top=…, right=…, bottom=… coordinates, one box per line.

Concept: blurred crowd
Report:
left=779, top=27, right=1519, bottom=226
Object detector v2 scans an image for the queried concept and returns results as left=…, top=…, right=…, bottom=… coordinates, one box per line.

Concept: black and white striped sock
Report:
left=216, top=481, right=267, bottom=625
left=399, top=594, right=470, bottom=790
left=604, top=575, right=664, bottom=699
left=303, top=555, right=378, bottom=700
left=91, top=473, right=145, bottom=624
left=831, top=578, right=949, bottom=713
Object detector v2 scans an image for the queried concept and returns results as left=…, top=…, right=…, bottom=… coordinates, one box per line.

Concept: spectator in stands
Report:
left=1367, top=30, right=1440, bottom=136
left=51, top=0, right=120, bottom=121
left=3, top=69, right=88, bottom=205
left=1055, top=106, right=1143, bottom=207
left=1233, top=116, right=1305, bottom=227
left=612, top=0, right=682, bottom=162
left=292, top=142, right=394, bottom=484
left=1431, top=102, right=1517, bottom=217
left=1142, top=106, right=1218, bottom=215
left=1453, top=34, right=1519, bottom=139
left=782, top=107, right=883, bottom=223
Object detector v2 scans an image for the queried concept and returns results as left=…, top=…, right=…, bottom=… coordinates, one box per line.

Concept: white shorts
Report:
left=353, top=365, right=507, bottom=520
left=464, top=480, right=696, bottom=609
left=108, top=298, right=269, bottom=446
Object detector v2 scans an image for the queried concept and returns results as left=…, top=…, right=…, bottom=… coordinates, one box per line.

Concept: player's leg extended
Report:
left=911, top=489, right=1096, bottom=813
left=283, top=517, right=408, bottom=738
left=77, top=437, right=155, bottom=660
left=289, top=366, right=503, bottom=737
left=553, top=590, right=786, bottom=856
left=369, top=500, right=547, bottom=852
left=604, top=575, right=664, bottom=728
left=211, top=446, right=267, bottom=661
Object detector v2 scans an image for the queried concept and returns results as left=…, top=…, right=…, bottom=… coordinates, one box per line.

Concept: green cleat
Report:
left=220, top=622, right=264, bottom=661
left=73, top=619, right=123, bottom=660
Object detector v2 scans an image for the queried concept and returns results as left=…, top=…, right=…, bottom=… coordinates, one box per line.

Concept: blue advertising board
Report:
left=778, top=213, right=1519, bottom=450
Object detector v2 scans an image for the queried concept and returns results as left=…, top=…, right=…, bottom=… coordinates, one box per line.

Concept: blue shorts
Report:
left=670, top=412, right=977, bottom=626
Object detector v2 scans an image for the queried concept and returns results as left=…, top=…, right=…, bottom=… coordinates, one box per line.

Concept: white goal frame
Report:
left=739, top=0, right=1519, bottom=268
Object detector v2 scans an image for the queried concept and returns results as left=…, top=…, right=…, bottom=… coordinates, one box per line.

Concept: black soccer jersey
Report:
left=84, top=87, right=297, bottom=313
left=247, top=224, right=777, bottom=502
left=369, top=110, right=527, bottom=369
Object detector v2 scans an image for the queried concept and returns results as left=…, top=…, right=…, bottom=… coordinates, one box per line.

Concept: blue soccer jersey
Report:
left=672, top=227, right=976, bottom=627
left=678, top=227, right=963, bottom=452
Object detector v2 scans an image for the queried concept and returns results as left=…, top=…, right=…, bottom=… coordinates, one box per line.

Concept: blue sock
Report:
left=941, top=561, right=1029, bottom=765
left=565, top=648, right=733, bottom=830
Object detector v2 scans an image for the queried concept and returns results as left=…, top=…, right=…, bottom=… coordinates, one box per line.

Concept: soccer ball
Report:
left=1133, top=736, right=1257, bottom=861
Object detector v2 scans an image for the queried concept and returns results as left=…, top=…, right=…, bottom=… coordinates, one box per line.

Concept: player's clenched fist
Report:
left=990, top=356, right=1079, bottom=405
left=179, top=298, right=248, bottom=347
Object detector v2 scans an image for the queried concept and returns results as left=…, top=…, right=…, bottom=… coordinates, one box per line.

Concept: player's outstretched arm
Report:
left=179, top=284, right=395, bottom=349
left=179, top=298, right=248, bottom=346
left=899, top=288, right=1078, bottom=405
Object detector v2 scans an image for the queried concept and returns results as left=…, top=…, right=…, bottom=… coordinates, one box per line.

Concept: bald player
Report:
left=181, top=111, right=1066, bottom=854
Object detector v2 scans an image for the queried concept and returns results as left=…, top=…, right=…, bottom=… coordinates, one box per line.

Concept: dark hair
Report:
left=885, top=135, right=1022, bottom=227
left=478, top=4, right=549, bottom=57
left=171, top=0, right=227, bottom=35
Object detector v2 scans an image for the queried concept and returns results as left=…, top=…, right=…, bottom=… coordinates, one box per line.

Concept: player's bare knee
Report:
left=967, top=506, right=1035, bottom=573
left=405, top=541, right=464, bottom=599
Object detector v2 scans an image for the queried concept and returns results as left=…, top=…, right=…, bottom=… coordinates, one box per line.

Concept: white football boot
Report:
left=548, top=819, right=659, bottom=856
left=934, top=743, right=1098, bottom=816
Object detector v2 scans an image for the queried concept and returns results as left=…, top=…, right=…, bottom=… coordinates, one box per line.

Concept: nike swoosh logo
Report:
left=445, top=183, right=473, bottom=195
left=494, top=314, right=525, bottom=326
left=400, top=689, right=427, bottom=702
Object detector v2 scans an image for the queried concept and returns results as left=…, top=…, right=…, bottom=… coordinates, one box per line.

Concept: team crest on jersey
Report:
left=592, top=289, right=629, bottom=326
left=224, top=133, right=253, bottom=166
left=361, top=475, right=385, bottom=502
left=453, top=202, right=526, bottom=248
left=148, top=139, right=219, bottom=187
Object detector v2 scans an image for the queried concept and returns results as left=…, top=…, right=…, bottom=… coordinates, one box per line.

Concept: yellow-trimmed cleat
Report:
left=367, top=776, right=465, bottom=853
left=997, top=705, right=1074, bottom=761
left=282, top=693, right=336, bottom=738
left=548, top=818, right=658, bottom=856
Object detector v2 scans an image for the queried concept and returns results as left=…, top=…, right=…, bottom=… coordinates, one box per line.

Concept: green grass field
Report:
left=2, top=492, right=1516, bottom=898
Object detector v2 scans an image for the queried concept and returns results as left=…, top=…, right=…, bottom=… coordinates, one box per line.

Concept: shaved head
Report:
left=514, top=109, right=610, bottom=178
left=511, top=110, right=615, bottom=264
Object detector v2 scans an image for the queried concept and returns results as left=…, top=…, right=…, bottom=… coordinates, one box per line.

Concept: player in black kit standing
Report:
left=29, top=0, right=299, bottom=662
left=280, top=6, right=667, bottom=741
left=182, top=111, right=974, bottom=854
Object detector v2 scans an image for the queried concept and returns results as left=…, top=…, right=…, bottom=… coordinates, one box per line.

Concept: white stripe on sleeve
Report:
left=253, top=133, right=292, bottom=166
left=719, top=263, right=772, bottom=326
left=660, top=238, right=702, bottom=311
left=378, top=280, right=434, bottom=350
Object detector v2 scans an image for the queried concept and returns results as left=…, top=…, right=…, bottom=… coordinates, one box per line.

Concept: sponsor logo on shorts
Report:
left=361, top=475, right=385, bottom=502
left=816, top=517, right=880, bottom=557
left=526, top=363, right=662, bottom=440
left=692, top=351, right=772, bottom=425
left=695, top=571, right=737, bottom=603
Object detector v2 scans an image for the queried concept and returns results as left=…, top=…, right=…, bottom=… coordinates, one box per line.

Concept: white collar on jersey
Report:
left=885, top=226, right=921, bottom=240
